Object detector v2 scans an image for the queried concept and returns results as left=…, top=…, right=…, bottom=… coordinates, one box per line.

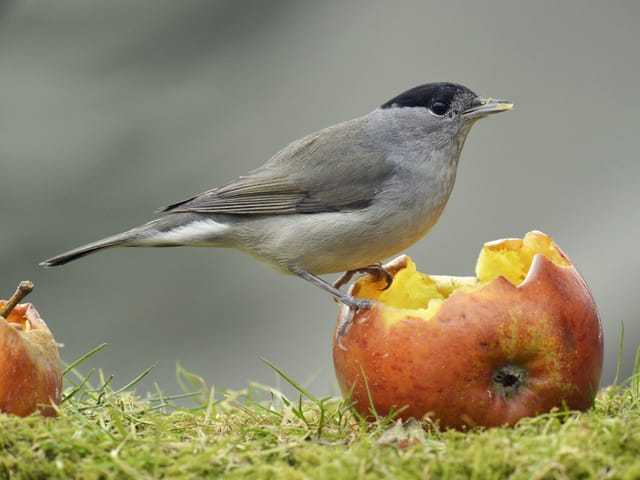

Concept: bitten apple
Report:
left=333, top=231, right=603, bottom=429
left=0, top=282, right=63, bottom=417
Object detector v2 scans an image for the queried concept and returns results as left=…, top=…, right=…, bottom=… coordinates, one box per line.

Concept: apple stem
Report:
left=0, top=281, right=34, bottom=319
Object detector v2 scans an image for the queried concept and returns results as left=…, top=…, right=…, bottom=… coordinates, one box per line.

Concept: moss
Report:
left=0, top=378, right=638, bottom=479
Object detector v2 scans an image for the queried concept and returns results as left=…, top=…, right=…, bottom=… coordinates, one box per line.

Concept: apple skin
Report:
left=333, top=252, right=603, bottom=429
left=0, top=302, right=63, bottom=417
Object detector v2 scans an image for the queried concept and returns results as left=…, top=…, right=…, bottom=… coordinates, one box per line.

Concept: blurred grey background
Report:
left=1, top=1, right=638, bottom=398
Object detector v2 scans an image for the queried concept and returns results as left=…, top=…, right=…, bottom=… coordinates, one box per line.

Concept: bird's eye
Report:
left=430, top=101, right=449, bottom=116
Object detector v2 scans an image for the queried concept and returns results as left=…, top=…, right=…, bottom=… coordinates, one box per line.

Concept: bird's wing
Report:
left=160, top=119, right=393, bottom=215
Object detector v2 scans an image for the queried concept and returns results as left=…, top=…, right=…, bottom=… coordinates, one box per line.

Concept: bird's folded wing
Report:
left=160, top=121, right=393, bottom=215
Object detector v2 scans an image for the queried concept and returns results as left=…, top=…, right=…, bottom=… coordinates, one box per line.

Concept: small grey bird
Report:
left=41, top=82, right=512, bottom=312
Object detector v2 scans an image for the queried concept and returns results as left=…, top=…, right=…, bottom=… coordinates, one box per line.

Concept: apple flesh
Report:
left=0, top=300, right=63, bottom=417
left=333, top=231, right=603, bottom=429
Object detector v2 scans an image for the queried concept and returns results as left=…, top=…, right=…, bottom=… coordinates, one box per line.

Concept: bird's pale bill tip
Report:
left=485, top=98, right=514, bottom=111
left=463, top=98, right=513, bottom=118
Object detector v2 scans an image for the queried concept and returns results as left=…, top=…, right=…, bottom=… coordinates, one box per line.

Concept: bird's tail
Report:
left=40, top=213, right=232, bottom=267
left=40, top=233, right=130, bottom=267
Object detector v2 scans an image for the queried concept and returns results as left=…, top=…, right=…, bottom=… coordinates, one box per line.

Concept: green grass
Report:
left=1, top=346, right=639, bottom=480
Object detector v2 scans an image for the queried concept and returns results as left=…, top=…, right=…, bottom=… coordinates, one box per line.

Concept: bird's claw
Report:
left=334, top=296, right=374, bottom=350
left=333, top=263, right=393, bottom=291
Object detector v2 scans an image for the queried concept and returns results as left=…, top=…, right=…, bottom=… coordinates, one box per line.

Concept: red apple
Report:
left=0, top=282, right=63, bottom=417
left=333, top=231, right=603, bottom=429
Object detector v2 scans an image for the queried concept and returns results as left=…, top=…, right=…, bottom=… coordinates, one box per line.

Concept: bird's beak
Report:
left=462, top=98, right=513, bottom=119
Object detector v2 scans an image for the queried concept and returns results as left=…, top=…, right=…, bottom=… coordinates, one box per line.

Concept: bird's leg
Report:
left=290, top=266, right=374, bottom=311
left=289, top=265, right=376, bottom=350
left=333, top=263, right=393, bottom=291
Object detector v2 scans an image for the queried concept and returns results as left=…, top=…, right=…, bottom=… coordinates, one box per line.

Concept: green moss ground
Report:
left=0, top=346, right=639, bottom=479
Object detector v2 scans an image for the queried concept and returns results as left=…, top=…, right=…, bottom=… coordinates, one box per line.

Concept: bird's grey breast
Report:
left=362, top=108, right=464, bottom=224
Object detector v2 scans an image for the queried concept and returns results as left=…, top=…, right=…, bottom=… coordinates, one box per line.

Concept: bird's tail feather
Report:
left=40, top=234, right=129, bottom=267
left=40, top=213, right=231, bottom=267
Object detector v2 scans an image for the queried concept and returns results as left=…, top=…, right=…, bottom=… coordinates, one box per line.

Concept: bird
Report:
left=41, top=82, right=512, bottom=313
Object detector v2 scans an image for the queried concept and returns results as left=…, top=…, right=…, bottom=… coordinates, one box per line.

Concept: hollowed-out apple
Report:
left=0, top=283, right=63, bottom=417
left=333, top=231, right=603, bottom=429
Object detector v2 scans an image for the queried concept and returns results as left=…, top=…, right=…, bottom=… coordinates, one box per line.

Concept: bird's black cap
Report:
left=380, top=82, right=475, bottom=110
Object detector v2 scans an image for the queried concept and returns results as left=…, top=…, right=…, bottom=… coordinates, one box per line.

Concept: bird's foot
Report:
left=333, top=263, right=393, bottom=291
left=288, top=265, right=376, bottom=350
left=332, top=265, right=391, bottom=349
left=334, top=296, right=375, bottom=350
